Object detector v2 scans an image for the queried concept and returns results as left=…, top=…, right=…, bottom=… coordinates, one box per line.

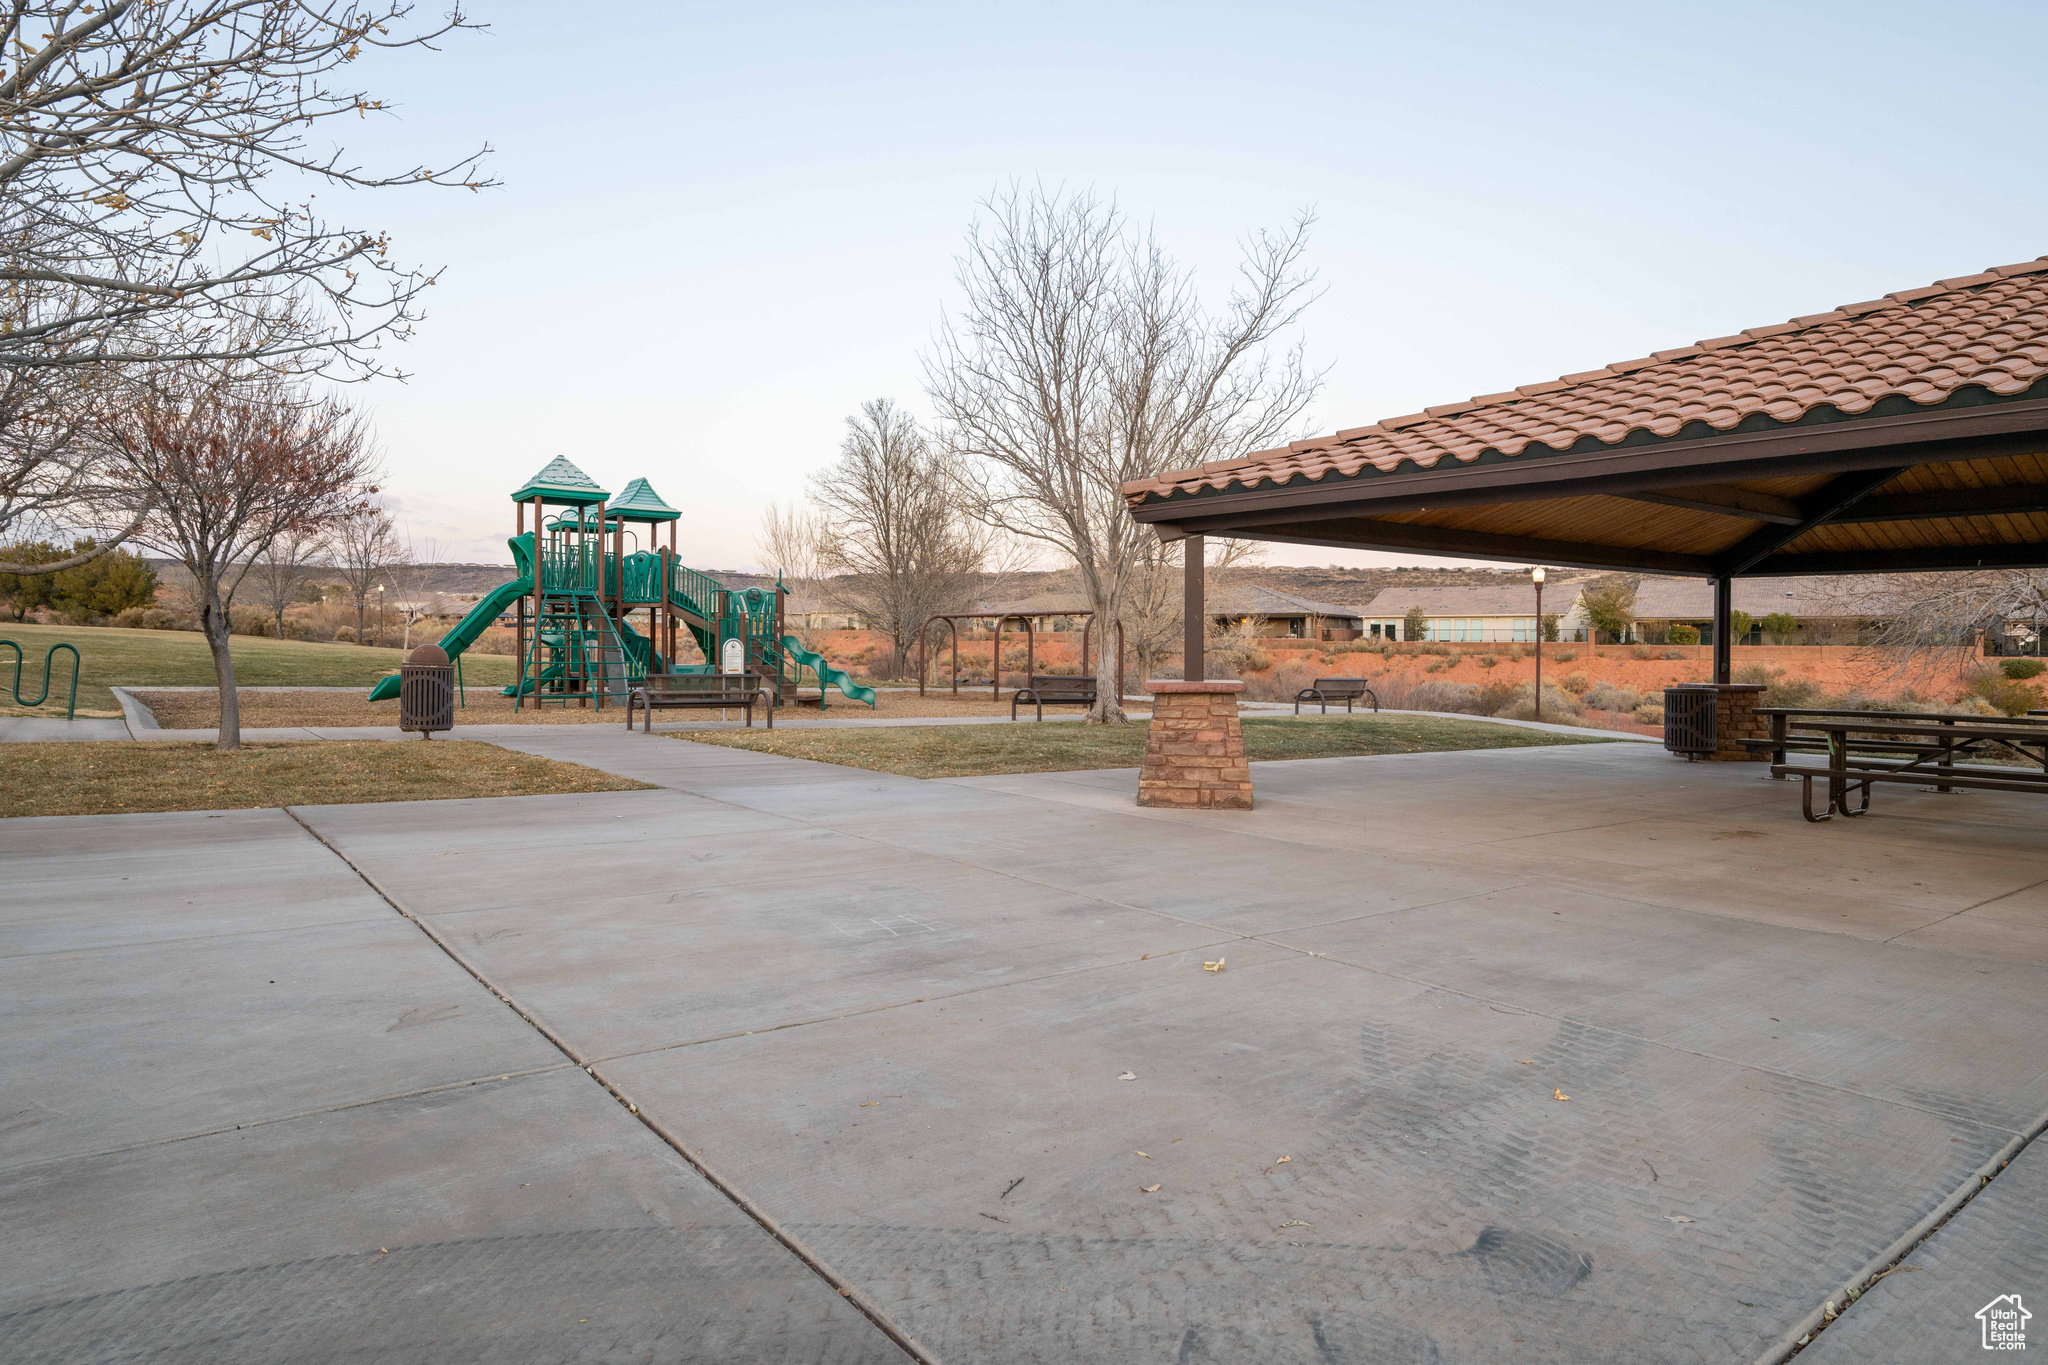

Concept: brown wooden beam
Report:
left=1746, top=540, right=2048, bottom=576
left=1712, top=467, right=1905, bottom=577
left=1835, top=481, right=2048, bottom=525
left=1620, top=485, right=1804, bottom=525
left=1209, top=516, right=1716, bottom=576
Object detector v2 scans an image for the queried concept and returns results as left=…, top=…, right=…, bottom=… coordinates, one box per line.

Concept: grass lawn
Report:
left=0, top=740, right=650, bottom=817
left=0, top=622, right=519, bottom=716
left=677, top=714, right=1621, bottom=779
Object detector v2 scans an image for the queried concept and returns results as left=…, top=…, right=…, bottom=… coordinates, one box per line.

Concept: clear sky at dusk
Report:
left=342, top=1, right=2048, bottom=569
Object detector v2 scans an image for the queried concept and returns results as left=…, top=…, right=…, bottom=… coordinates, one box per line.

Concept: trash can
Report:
left=399, top=644, right=455, bottom=739
left=1663, top=684, right=1717, bottom=759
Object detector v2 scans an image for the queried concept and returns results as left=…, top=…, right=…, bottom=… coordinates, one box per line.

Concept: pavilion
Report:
left=1126, top=256, right=2048, bottom=688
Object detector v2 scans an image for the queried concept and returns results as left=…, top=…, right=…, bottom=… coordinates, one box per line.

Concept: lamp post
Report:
left=1532, top=566, right=1546, bottom=721
left=375, top=584, right=385, bottom=647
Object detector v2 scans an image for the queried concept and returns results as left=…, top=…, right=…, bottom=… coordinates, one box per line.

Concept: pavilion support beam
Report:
left=1171, top=516, right=1715, bottom=577
left=1750, top=541, right=2048, bottom=576
left=1184, top=534, right=1205, bottom=682
left=1713, top=577, right=1732, bottom=685
left=1622, top=486, right=1804, bottom=525
left=1712, top=467, right=1907, bottom=577
left=1836, top=482, right=2048, bottom=525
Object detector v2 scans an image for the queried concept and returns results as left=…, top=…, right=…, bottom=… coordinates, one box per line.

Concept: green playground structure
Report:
left=368, top=458, right=875, bottom=713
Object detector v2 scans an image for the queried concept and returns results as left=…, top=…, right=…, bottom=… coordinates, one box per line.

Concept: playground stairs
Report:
left=522, top=596, right=637, bottom=707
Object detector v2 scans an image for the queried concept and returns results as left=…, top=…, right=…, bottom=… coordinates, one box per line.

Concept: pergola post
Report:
left=1713, top=576, right=1733, bottom=685
left=1184, top=534, right=1205, bottom=683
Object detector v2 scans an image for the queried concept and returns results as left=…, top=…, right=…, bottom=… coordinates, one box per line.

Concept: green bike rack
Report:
left=0, top=639, right=81, bottom=720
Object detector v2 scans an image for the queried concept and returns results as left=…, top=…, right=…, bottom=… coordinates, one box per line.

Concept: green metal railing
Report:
left=537, top=540, right=599, bottom=595
left=1, top=639, right=80, bottom=720
left=618, top=551, right=665, bottom=604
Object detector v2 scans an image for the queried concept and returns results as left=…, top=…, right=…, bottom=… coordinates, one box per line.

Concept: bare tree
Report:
left=1122, top=535, right=1264, bottom=681
left=0, top=340, right=150, bottom=572
left=0, top=1, right=490, bottom=376
left=809, top=399, right=992, bottom=679
left=248, top=523, right=325, bottom=638
left=759, top=500, right=833, bottom=643
left=926, top=185, right=1321, bottom=722
left=113, top=368, right=375, bottom=748
left=330, top=502, right=396, bottom=643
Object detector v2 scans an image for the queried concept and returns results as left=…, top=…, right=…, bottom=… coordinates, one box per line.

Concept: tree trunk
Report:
left=200, top=577, right=241, bottom=751
left=1088, top=609, right=1127, bottom=725
left=355, top=600, right=365, bottom=641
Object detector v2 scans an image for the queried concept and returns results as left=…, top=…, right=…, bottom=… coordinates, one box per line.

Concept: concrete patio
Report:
left=4, top=732, right=2044, bottom=1363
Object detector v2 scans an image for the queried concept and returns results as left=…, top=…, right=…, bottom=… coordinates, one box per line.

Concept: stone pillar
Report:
left=1138, top=679, right=1251, bottom=809
left=1711, top=682, right=1768, bottom=761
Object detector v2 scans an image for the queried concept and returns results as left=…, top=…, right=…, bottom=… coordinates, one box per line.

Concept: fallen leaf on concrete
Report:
left=1516, top=1060, right=1534, bottom=1065
left=1118, top=1071, right=1137, bottom=1081
left=860, top=1101, right=879, bottom=1107
left=1142, top=1184, right=1161, bottom=1193
left=1275, top=1155, right=1291, bottom=1164
left=1553, top=1090, right=1570, bottom=1102
left=1665, top=1215, right=1695, bottom=1223
left=1140, top=953, right=1149, bottom=960
left=1276, top=1220, right=1312, bottom=1230
left=1202, top=957, right=1226, bottom=972
left=1135, top=1151, right=1151, bottom=1159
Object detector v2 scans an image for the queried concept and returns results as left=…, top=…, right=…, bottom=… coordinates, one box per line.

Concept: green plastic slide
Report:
left=782, top=634, right=876, bottom=706
left=367, top=534, right=536, bottom=702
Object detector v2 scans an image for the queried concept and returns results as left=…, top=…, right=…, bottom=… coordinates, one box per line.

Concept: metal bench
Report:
left=1295, top=676, right=1378, bottom=714
left=1012, top=674, right=1096, bottom=721
left=626, top=673, right=773, bottom=731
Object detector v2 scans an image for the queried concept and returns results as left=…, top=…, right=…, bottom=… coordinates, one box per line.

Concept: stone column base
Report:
left=1138, top=680, right=1252, bottom=809
left=1708, top=682, right=1769, bottom=760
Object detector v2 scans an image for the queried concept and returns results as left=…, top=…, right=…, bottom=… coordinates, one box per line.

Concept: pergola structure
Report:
left=1126, top=256, right=2048, bottom=687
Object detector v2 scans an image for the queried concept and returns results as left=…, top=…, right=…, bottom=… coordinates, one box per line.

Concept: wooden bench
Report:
left=626, top=673, right=773, bottom=731
left=1295, top=677, right=1378, bottom=714
left=1012, top=674, right=1096, bottom=721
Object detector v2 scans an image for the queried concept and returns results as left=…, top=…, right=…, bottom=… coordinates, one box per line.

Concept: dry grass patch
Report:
left=0, top=740, right=650, bottom=818
left=677, top=714, right=1617, bottom=780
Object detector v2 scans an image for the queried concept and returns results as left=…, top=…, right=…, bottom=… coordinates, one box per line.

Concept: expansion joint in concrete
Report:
left=280, top=806, right=938, bottom=1365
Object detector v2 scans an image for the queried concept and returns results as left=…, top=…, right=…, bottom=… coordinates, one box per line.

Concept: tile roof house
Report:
left=1358, top=583, right=1588, bottom=642
left=971, top=587, right=1364, bottom=639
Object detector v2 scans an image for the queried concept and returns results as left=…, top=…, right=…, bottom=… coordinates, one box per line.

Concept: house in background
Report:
left=1208, top=585, right=1364, bottom=639
left=1358, top=583, right=1590, bottom=643
left=1630, top=576, right=1875, bottom=644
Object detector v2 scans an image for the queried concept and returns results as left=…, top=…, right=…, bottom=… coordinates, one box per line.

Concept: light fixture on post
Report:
left=1531, top=566, right=1546, bottom=721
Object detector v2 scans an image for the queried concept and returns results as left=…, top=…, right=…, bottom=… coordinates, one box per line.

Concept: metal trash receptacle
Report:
left=1663, top=684, right=1717, bottom=759
left=399, top=644, right=455, bottom=738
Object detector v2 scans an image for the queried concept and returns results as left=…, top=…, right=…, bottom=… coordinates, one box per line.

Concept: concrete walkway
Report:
left=4, top=733, right=2042, bottom=1362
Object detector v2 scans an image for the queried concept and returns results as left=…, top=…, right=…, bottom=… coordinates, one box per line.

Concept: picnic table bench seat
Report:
left=1756, top=707, right=2048, bottom=821
left=626, top=673, right=773, bottom=731
left=1012, top=674, right=1096, bottom=721
left=1295, top=677, right=1379, bottom=714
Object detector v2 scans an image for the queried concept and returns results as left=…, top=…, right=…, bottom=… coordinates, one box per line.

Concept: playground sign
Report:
left=721, top=638, right=745, bottom=674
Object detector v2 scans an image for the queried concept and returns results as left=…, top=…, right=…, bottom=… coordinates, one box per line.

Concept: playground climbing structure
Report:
left=368, top=457, right=875, bottom=710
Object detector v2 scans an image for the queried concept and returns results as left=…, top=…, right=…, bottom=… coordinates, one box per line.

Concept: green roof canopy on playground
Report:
left=610, top=477, right=681, bottom=523
left=511, top=456, right=609, bottom=507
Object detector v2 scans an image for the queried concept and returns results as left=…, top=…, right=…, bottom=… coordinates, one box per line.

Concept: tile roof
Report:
left=611, top=477, right=681, bottom=522
left=1360, top=583, right=1586, bottom=618
left=1125, top=256, right=2048, bottom=506
left=1631, top=575, right=1875, bottom=620
left=1209, top=584, right=1363, bottom=620
left=511, top=456, right=609, bottom=506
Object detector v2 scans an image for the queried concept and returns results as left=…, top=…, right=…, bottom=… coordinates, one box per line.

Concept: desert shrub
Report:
left=110, top=605, right=185, bottom=631
left=1733, top=662, right=1778, bottom=686
left=1561, top=672, right=1589, bottom=693
left=1554, top=651, right=1577, bottom=662
left=2001, top=658, right=2047, bottom=680
left=1506, top=645, right=1524, bottom=662
left=1425, top=663, right=1444, bottom=674
left=1582, top=682, right=1643, bottom=712
left=1632, top=646, right=1653, bottom=660
left=1659, top=650, right=1685, bottom=660
left=1633, top=703, right=1665, bottom=726
left=230, top=605, right=274, bottom=637
left=1763, top=674, right=1824, bottom=709
left=1417, top=643, right=1452, bottom=656
left=1383, top=678, right=1483, bottom=714
left=1667, top=623, right=1699, bottom=645
left=1965, top=669, right=2045, bottom=716
left=1475, top=679, right=1519, bottom=714
left=1492, top=682, right=1584, bottom=723
left=1239, top=658, right=1322, bottom=703
left=1478, top=653, right=1498, bottom=668
left=333, top=625, right=358, bottom=643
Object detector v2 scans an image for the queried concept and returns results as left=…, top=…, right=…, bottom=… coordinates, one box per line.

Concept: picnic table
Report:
left=1755, top=707, right=2048, bottom=821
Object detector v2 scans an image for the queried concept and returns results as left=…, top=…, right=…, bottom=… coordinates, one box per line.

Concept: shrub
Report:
left=1667, top=623, right=1699, bottom=645
left=110, top=605, right=184, bottom=631
left=1582, top=682, right=1643, bottom=712
left=1561, top=672, right=1589, bottom=693
left=1417, top=642, right=1452, bottom=656
left=1661, top=650, right=1687, bottom=660
left=1632, top=646, right=1653, bottom=660
left=1477, top=653, right=1498, bottom=668
left=1493, top=682, right=1584, bottom=723
left=1965, top=669, right=2045, bottom=716
left=333, top=625, right=358, bottom=643
left=1393, top=679, right=1483, bottom=714
left=1633, top=703, right=1665, bottom=726
left=1555, top=651, right=1577, bottom=662
left=2001, top=658, right=2047, bottom=680
left=1763, top=674, right=1824, bottom=709
left=1475, top=679, right=1519, bottom=714
left=230, top=605, right=274, bottom=637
